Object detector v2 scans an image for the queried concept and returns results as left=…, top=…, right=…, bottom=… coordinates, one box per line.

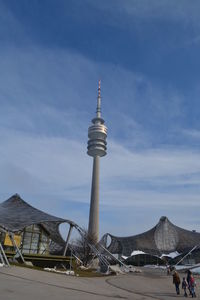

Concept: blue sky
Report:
left=1, top=0, right=200, bottom=238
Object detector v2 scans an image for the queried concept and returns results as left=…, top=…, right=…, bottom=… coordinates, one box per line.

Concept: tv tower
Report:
left=87, top=80, right=107, bottom=243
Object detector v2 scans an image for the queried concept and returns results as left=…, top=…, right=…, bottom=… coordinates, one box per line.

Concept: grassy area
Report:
left=75, top=268, right=105, bottom=277
left=9, top=261, right=106, bottom=277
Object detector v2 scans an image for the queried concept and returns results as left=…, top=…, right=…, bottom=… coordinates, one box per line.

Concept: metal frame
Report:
left=0, top=242, right=10, bottom=267
left=9, top=233, right=25, bottom=263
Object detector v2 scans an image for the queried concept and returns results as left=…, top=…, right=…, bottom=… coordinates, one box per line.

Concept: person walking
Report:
left=173, top=270, right=181, bottom=295
left=182, top=277, right=188, bottom=297
left=190, top=274, right=196, bottom=298
left=186, top=269, right=192, bottom=295
left=166, top=264, right=171, bottom=275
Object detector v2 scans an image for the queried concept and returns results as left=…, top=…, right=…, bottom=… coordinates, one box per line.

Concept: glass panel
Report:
left=33, top=225, right=40, bottom=232
left=39, top=248, right=47, bottom=254
left=31, top=241, right=38, bottom=247
left=0, top=232, right=5, bottom=243
left=30, top=246, right=38, bottom=251
left=39, top=244, right=46, bottom=253
left=22, top=248, right=30, bottom=254
left=32, top=233, right=39, bottom=242
left=40, top=234, right=48, bottom=242
left=23, top=232, right=32, bottom=239
left=22, top=240, right=30, bottom=247
left=21, top=225, right=51, bottom=254
left=25, top=225, right=34, bottom=231
left=30, top=249, right=38, bottom=254
left=22, top=244, right=30, bottom=250
left=22, top=232, right=32, bottom=250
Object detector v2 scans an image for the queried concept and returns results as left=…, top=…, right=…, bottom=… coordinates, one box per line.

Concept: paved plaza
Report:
left=1, top=266, right=199, bottom=300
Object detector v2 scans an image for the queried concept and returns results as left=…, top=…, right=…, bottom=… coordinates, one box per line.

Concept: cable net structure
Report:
left=101, top=216, right=200, bottom=256
left=0, top=194, right=119, bottom=269
left=0, top=194, right=75, bottom=246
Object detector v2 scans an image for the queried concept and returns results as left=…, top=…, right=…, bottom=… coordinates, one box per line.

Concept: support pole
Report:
left=0, top=242, right=10, bottom=267
left=0, top=247, right=4, bottom=265
left=98, top=243, right=128, bottom=269
left=63, top=224, right=73, bottom=256
left=9, top=233, right=25, bottom=264
left=175, top=245, right=198, bottom=266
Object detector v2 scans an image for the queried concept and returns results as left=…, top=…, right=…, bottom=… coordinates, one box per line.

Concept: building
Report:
left=101, top=216, right=200, bottom=265
left=0, top=194, right=78, bottom=266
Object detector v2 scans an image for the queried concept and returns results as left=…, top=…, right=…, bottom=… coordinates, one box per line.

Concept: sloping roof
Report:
left=101, top=216, right=200, bottom=256
left=0, top=194, right=75, bottom=244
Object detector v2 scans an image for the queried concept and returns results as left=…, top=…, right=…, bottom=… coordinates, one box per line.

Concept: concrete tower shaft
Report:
left=87, top=80, right=107, bottom=243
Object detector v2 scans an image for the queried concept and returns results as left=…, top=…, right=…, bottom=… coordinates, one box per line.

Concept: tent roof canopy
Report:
left=0, top=194, right=75, bottom=244
left=101, top=216, right=200, bottom=256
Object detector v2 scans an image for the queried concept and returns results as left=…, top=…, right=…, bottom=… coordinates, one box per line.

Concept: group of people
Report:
left=173, top=269, right=196, bottom=297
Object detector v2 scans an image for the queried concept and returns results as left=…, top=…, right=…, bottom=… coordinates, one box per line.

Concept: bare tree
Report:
left=72, top=229, right=94, bottom=266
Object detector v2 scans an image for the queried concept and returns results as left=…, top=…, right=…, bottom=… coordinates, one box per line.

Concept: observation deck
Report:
left=87, top=81, right=107, bottom=157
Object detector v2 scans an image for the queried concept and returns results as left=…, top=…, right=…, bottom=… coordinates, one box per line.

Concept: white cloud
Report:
left=103, top=141, right=200, bottom=180
left=0, top=128, right=90, bottom=192
left=0, top=45, right=185, bottom=145
left=86, top=0, right=200, bottom=50
left=0, top=47, right=198, bottom=195
left=0, top=42, right=199, bottom=234
left=1, top=127, right=200, bottom=208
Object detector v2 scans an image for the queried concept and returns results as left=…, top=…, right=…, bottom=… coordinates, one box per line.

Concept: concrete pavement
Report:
left=0, top=266, right=199, bottom=300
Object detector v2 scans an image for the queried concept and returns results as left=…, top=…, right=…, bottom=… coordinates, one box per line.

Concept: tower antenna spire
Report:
left=96, top=79, right=101, bottom=118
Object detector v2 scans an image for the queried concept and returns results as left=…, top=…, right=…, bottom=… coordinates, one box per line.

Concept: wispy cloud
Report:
left=182, top=129, right=200, bottom=139
left=88, top=0, right=200, bottom=25
left=104, top=142, right=200, bottom=180
left=1, top=126, right=200, bottom=203
left=1, top=124, right=200, bottom=236
left=87, top=0, right=200, bottom=52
